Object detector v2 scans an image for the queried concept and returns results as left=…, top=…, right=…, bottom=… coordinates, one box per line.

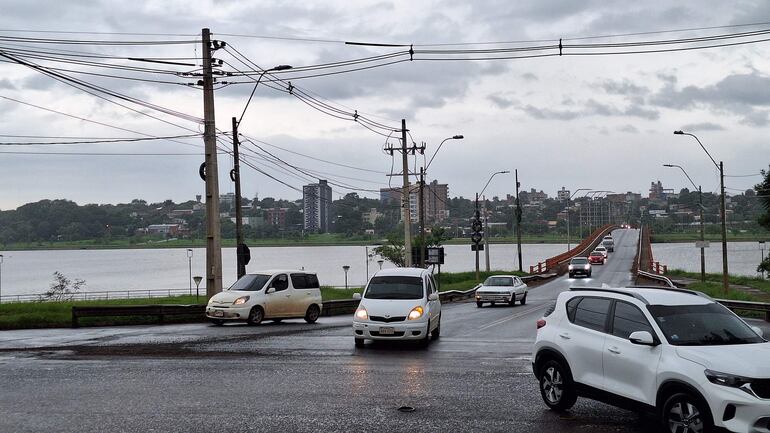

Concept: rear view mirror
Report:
left=751, top=326, right=764, bottom=338
left=629, top=331, right=657, bottom=346
left=428, top=293, right=439, bottom=301
left=265, top=287, right=274, bottom=294
left=352, top=293, right=361, bottom=301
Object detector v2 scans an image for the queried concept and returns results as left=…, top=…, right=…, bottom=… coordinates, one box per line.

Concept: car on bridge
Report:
left=532, top=286, right=769, bottom=433
left=568, top=257, right=592, bottom=278
left=594, top=245, right=609, bottom=258
left=602, top=238, right=615, bottom=252
left=352, top=268, right=441, bottom=348
left=205, top=270, right=323, bottom=326
left=588, top=251, right=606, bottom=265
left=474, top=275, right=528, bottom=307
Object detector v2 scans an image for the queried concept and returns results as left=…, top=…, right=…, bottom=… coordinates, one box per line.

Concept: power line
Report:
left=0, top=134, right=202, bottom=145
left=0, top=150, right=214, bottom=156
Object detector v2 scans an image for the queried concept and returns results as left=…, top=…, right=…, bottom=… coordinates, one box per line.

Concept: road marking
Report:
left=461, top=304, right=549, bottom=335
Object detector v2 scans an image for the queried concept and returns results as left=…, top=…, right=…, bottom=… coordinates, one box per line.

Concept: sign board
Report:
left=471, top=244, right=484, bottom=252
left=695, top=241, right=710, bottom=249
left=426, top=247, right=445, bottom=265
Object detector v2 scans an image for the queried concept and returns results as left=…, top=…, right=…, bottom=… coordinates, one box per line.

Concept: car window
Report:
left=611, top=301, right=654, bottom=339
left=290, top=273, right=307, bottom=289
left=270, top=274, right=289, bottom=292
left=483, top=276, right=513, bottom=286
left=648, top=303, right=764, bottom=346
left=571, top=258, right=588, bottom=264
left=305, top=274, right=320, bottom=289
left=572, top=297, right=612, bottom=332
left=364, top=276, right=424, bottom=300
left=427, top=277, right=436, bottom=294
left=228, top=274, right=270, bottom=291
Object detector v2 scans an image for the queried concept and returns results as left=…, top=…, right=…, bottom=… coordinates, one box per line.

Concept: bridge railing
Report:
left=530, top=224, right=620, bottom=274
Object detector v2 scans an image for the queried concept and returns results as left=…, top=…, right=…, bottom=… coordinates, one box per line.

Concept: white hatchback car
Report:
left=533, top=286, right=769, bottom=433
left=206, top=270, right=323, bottom=325
left=352, top=268, right=441, bottom=348
left=474, top=275, right=528, bottom=307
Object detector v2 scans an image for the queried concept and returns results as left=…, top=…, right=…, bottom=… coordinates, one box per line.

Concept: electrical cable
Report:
left=0, top=134, right=202, bottom=145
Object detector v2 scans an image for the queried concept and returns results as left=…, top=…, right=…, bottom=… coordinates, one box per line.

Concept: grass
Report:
left=665, top=269, right=770, bottom=295
left=437, top=270, right=528, bottom=291
left=0, top=288, right=364, bottom=330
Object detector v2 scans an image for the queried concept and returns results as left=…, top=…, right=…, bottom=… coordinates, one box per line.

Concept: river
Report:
left=0, top=241, right=764, bottom=297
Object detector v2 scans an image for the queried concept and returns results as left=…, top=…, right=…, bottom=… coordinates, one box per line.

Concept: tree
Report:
left=373, top=235, right=405, bottom=267
left=43, top=272, right=85, bottom=301
left=756, top=165, right=770, bottom=273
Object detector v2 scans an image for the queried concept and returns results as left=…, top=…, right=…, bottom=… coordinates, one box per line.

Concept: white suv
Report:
left=352, top=268, right=441, bottom=348
left=533, top=286, right=769, bottom=433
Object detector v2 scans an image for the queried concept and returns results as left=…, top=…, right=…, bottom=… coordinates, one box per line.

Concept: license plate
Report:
left=213, top=310, right=224, bottom=317
left=379, top=327, right=395, bottom=335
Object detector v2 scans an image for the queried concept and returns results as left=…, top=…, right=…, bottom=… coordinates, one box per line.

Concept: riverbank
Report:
left=650, top=232, right=769, bottom=243
left=666, top=269, right=770, bottom=302
left=0, top=270, right=526, bottom=330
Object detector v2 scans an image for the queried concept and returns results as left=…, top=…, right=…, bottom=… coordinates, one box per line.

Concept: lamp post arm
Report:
left=681, top=132, right=719, bottom=170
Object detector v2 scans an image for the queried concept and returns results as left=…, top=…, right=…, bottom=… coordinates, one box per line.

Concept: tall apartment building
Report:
left=303, top=180, right=332, bottom=232
left=379, top=180, right=449, bottom=224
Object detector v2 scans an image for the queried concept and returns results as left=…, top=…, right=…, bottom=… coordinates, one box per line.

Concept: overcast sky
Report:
left=1, top=0, right=769, bottom=210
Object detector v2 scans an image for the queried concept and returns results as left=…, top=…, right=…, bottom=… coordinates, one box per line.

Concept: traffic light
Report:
left=471, top=209, right=483, bottom=245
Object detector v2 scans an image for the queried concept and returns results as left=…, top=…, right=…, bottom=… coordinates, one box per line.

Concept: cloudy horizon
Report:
left=1, top=0, right=769, bottom=210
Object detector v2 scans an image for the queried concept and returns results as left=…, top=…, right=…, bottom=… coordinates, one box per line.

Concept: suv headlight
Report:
left=355, top=307, right=368, bottom=320
left=705, top=369, right=754, bottom=395
left=233, top=296, right=250, bottom=305
left=408, top=306, right=424, bottom=320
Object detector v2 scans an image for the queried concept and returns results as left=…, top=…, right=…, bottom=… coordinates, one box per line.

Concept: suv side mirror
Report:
left=265, top=287, right=274, bottom=294
left=751, top=326, right=764, bottom=338
left=352, top=293, right=361, bottom=301
left=629, top=331, right=657, bottom=346
left=428, top=293, right=439, bottom=301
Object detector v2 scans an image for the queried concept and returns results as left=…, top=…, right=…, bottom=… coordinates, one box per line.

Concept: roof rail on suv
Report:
left=568, top=287, right=649, bottom=304
left=627, top=285, right=713, bottom=300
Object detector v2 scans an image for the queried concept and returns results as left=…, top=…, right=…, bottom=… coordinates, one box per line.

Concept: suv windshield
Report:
left=571, top=258, right=588, bottom=264
left=364, top=276, right=424, bottom=300
left=483, top=277, right=513, bottom=286
left=648, top=303, right=764, bottom=346
left=228, top=274, right=270, bottom=291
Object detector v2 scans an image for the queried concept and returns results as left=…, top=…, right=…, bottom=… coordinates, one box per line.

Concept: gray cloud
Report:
left=680, top=122, right=724, bottom=131
left=520, top=98, right=658, bottom=121
left=618, top=124, right=638, bottom=133
left=487, top=94, right=516, bottom=109
left=599, top=79, right=648, bottom=96
left=0, top=78, right=15, bottom=90
left=521, top=72, right=538, bottom=81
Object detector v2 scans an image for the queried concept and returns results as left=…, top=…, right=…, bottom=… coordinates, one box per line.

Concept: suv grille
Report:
left=369, top=316, right=406, bottom=323
left=751, top=379, right=770, bottom=399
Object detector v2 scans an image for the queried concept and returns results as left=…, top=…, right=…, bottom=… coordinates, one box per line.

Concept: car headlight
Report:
left=408, top=306, right=424, bottom=320
left=584, top=265, right=590, bottom=270
left=568, top=265, right=574, bottom=270
left=233, top=296, right=250, bottom=305
left=355, top=307, right=368, bottom=320
left=704, top=369, right=754, bottom=396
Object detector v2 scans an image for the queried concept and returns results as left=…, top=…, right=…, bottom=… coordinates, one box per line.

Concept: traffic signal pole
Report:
left=515, top=169, right=523, bottom=272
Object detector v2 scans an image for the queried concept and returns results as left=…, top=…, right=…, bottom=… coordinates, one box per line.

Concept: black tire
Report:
left=476, top=301, right=483, bottom=308
left=569, top=272, right=574, bottom=278
left=210, top=319, right=224, bottom=326
left=508, top=295, right=517, bottom=307
left=304, top=304, right=320, bottom=324
left=588, top=271, right=592, bottom=277
left=246, top=306, right=264, bottom=325
left=491, top=302, right=496, bottom=307
left=354, top=338, right=365, bottom=348
left=520, top=293, right=527, bottom=305
left=661, top=392, right=714, bottom=433
left=272, top=318, right=283, bottom=323
left=538, top=360, right=577, bottom=412
left=417, top=324, right=430, bottom=348
left=431, top=316, right=441, bottom=340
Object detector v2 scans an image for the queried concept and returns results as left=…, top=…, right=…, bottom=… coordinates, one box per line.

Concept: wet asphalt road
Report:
left=0, top=230, right=668, bottom=432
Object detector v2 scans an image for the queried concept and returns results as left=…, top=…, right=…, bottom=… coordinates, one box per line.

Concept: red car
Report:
left=588, top=251, right=605, bottom=265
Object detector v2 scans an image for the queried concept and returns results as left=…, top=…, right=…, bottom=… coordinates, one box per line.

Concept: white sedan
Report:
left=475, top=275, right=528, bottom=307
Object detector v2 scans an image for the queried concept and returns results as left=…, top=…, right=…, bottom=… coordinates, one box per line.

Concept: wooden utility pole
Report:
left=232, top=117, right=246, bottom=279
left=202, top=28, right=223, bottom=297
left=515, top=170, right=523, bottom=272
left=419, top=167, right=426, bottom=268
left=401, top=119, right=412, bottom=267
left=484, top=196, right=490, bottom=271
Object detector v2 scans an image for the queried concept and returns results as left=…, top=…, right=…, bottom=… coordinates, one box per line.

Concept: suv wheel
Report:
left=247, top=306, right=264, bottom=325
left=538, top=360, right=577, bottom=411
left=476, top=301, right=483, bottom=308
left=662, top=392, right=713, bottom=433
left=520, top=293, right=527, bottom=305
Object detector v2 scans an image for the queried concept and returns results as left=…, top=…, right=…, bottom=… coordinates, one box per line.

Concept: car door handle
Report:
left=558, top=333, right=571, bottom=340
left=608, top=347, right=621, bottom=354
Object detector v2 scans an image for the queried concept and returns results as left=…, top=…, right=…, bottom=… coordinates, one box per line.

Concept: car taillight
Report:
left=536, top=319, right=546, bottom=329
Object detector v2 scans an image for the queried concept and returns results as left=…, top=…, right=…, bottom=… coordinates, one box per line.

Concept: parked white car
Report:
left=352, top=267, right=441, bottom=348
left=206, top=270, right=323, bottom=325
left=532, top=286, right=769, bottom=433
left=475, top=275, right=528, bottom=307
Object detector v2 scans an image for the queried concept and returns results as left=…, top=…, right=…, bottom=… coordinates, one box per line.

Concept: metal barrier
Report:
left=530, top=224, right=620, bottom=274
left=715, top=299, right=770, bottom=322
left=636, top=270, right=676, bottom=288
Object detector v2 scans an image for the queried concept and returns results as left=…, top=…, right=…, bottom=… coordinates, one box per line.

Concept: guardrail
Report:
left=715, top=299, right=770, bottom=322
left=71, top=304, right=205, bottom=327
left=636, top=270, right=676, bottom=288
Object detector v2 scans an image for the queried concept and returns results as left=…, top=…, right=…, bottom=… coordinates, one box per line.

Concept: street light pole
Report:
left=342, top=265, right=350, bottom=290
left=476, top=170, right=510, bottom=276
left=674, top=131, right=729, bottom=293
left=664, top=164, right=706, bottom=282
left=0, top=254, right=3, bottom=302
left=566, top=188, right=591, bottom=252
left=186, top=249, right=193, bottom=296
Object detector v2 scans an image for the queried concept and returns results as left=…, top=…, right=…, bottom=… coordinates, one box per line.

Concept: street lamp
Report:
left=476, top=170, right=511, bottom=276
left=566, top=188, right=591, bottom=251
left=342, top=265, right=350, bottom=290
left=419, top=134, right=463, bottom=267
left=377, top=259, right=384, bottom=270
left=674, top=130, right=729, bottom=294
left=186, top=249, right=193, bottom=296
left=238, top=64, right=293, bottom=126
left=663, top=163, right=706, bottom=282
left=0, top=254, right=3, bottom=303
left=760, top=241, right=766, bottom=279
